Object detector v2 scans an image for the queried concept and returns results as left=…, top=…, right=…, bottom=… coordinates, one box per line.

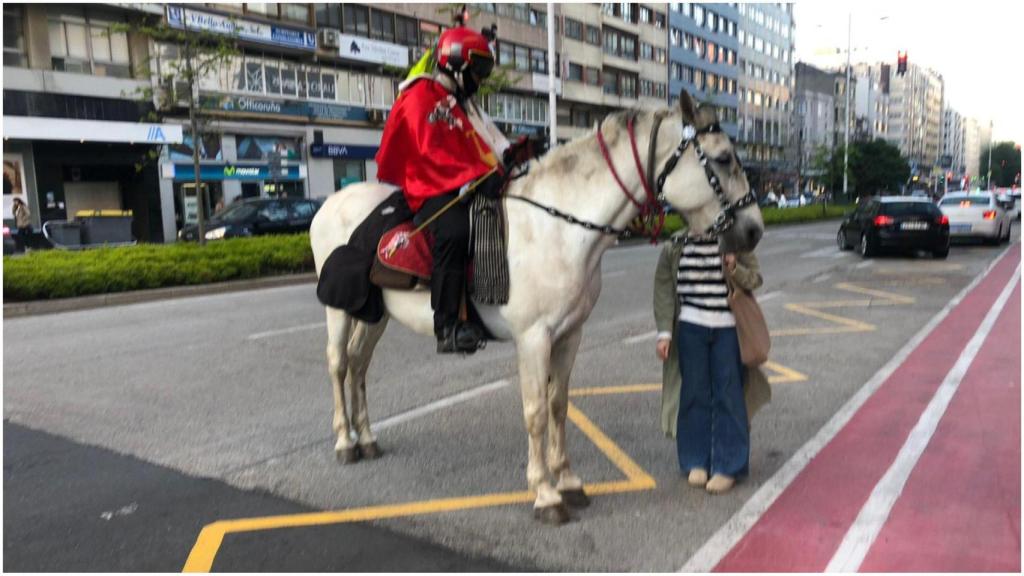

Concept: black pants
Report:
left=417, top=193, right=470, bottom=338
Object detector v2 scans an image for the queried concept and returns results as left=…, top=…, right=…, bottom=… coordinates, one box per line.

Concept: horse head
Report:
left=657, top=90, right=763, bottom=253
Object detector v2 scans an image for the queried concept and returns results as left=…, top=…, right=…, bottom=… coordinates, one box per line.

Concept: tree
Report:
left=114, top=17, right=239, bottom=245
left=811, top=144, right=849, bottom=199
left=850, top=139, right=910, bottom=196
left=980, top=142, right=1021, bottom=188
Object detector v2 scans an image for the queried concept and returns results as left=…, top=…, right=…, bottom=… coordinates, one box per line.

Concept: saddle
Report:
left=317, top=191, right=510, bottom=324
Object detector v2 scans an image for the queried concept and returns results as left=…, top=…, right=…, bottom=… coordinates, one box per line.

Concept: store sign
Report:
left=170, top=164, right=303, bottom=181
left=202, top=94, right=369, bottom=123
left=337, top=34, right=409, bottom=68
left=166, top=5, right=316, bottom=51
left=310, top=143, right=378, bottom=159
left=498, top=122, right=547, bottom=137
left=3, top=116, right=183, bottom=144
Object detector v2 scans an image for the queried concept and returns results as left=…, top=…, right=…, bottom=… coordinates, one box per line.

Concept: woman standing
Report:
left=653, top=228, right=769, bottom=494
left=12, top=197, right=32, bottom=252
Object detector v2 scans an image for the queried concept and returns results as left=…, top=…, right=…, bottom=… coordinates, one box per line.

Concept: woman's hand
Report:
left=723, top=253, right=737, bottom=272
left=656, top=338, right=671, bottom=362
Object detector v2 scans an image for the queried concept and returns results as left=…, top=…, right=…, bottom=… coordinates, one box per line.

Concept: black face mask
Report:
left=461, top=71, right=481, bottom=99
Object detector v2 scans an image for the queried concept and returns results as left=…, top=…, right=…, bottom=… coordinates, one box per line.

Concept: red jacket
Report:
left=375, top=77, right=500, bottom=212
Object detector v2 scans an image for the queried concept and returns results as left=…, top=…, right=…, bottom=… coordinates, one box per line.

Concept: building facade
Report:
left=2, top=3, right=183, bottom=243
left=734, top=2, right=795, bottom=196
left=882, top=62, right=944, bottom=186
left=789, top=62, right=847, bottom=193
left=666, top=2, right=739, bottom=139
left=852, top=62, right=891, bottom=143
left=941, top=106, right=965, bottom=185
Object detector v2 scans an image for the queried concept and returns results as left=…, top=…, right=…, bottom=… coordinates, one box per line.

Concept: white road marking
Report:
left=100, top=502, right=138, bottom=521
left=832, top=251, right=850, bottom=259
left=758, top=290, right=782, bottom=302
left=855, top=260, right=874, bottom=269
left=800, top=246, right=837, bottom=258
left=826, top=263, right=1021, bottom=572
left=679, top=242, right=1018, bottom=572
left=813, top=274, right=832, bottom=283
left=622, top=331, right=657, bottom=345
left=374, top=379, right=511, bottom=431
left=247, top=321, right=326, bottom=341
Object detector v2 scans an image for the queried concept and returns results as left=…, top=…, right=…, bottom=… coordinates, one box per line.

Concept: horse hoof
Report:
left=559, top=488, right=590, bottom=509
left=360, top=442, right=382, bottom=460
left=335, top=446, right=360, bottom=464
left=533, top=503, right=571, bottom=525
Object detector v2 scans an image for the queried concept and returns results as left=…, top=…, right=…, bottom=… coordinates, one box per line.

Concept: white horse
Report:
left=309, top=92, right=763, bottom=523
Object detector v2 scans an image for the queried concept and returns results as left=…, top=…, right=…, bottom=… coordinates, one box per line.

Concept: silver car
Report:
left=938, top=192, right=1012, bottom=245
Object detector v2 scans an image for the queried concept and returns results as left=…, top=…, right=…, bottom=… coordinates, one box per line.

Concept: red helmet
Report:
left=436, top=26, right=495, bottom=80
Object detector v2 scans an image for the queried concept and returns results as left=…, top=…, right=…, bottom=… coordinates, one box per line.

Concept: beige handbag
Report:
left=724, top=265, right=771, bottom=367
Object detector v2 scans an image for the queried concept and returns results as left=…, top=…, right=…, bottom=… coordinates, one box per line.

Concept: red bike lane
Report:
left=714, top=244, right=1021, bottom=572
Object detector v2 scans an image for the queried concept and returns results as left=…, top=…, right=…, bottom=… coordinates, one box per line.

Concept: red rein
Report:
left=596, top=115, right=665, bottom=243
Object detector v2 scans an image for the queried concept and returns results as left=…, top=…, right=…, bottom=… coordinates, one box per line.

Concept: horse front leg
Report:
left=347, top=316, right=389, bottom=459
left=325, top=308, right=358, bottom=463
left=547, top=328, right=589, bottom=508
left=517, top=328, right=569, bottom=524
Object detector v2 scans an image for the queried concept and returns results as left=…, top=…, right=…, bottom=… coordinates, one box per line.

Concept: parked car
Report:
left=997, top=193, right=1020, bottom=220
left=937, top=192, right=1011, bottom=245
left=3, top=225, right=15, bottom=255
left=178, top=198, right=323, bottom=241
left=837, top=196, right=950, bottom=258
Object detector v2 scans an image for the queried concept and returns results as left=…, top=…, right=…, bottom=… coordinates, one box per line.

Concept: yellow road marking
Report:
left=770, top=282, right=922, bottom=337
left=875, top=263, right=963, bottom=274
left=570, top=383, right=661, bottom=397
left=763, top=361, right=808, bottom=384
left=183, top=401, right=656, bottom=572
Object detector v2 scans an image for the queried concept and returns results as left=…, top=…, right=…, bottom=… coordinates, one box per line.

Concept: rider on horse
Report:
left=375, top=23, right=540, bottom=354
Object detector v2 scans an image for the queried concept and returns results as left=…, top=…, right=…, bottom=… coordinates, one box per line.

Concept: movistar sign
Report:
left=170, top=164, right=302, bottom=181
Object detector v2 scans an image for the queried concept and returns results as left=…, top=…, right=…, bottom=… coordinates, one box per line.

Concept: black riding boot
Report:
left=420, top=193, right=483, bottom=354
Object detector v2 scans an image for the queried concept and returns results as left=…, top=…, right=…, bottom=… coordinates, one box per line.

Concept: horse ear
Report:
left=678, top=89, right=698, bottom=125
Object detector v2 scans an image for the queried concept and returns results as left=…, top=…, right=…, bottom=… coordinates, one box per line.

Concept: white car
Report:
left=997, top=193, right=1021, bottom=220
left=938, top=192, right=1012, bottom=245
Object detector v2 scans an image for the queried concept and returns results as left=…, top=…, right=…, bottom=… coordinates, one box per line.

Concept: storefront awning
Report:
left=3, top=117, right=183, bottom=144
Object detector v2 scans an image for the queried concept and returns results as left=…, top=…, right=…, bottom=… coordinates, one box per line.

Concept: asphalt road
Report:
left=3, top=218, right=1019, bottom=571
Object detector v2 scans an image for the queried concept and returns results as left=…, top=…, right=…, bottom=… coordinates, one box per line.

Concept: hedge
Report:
left=3, top=233, right=314, bottom=302
left=3, top=205, right=851, bottom=302
left=660, top=204, right=851, bottom=236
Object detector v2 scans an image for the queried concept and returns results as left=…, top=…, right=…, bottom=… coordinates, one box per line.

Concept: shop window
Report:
left=236, top=136, right=301, bottom=161
left=343, top=4, right=369, bottom=36
left=170, top=133, right=224, bottom=163
left=4, top=5, right=26, bottom=67
left=331, top=156, right=364, bottom=188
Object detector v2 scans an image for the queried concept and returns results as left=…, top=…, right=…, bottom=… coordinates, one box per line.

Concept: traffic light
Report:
left=897, top=51, right=907, bottom=76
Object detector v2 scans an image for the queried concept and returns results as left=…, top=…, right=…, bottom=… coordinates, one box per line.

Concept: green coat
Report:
left=653, top=231, right=771, bottom=438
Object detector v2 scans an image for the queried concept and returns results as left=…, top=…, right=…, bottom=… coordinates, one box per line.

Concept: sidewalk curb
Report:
left=4, top=273, right=317, bottom=319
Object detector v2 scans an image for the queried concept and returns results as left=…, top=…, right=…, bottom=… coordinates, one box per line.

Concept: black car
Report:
left=178, top=198, right=322, bottom=241
left=837, top=196, right=950, bottom=258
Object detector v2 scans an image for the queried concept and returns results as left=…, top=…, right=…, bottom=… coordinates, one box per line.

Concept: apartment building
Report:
left=852, top=62, right=891, bottom=143
left=788, top=62, right=848, bottom=192
left=2, top=3, right=182, bottom=242
left=734, top=2, right=795, bottom=195
left=941, top=106, right=966, bottom=182
left=883, top=62, right=944, bottom=183
left=665, top=3, right=739, bottom=139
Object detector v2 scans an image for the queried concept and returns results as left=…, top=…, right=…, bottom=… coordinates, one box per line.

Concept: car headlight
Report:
left=205, top=226, right=227, bottom=240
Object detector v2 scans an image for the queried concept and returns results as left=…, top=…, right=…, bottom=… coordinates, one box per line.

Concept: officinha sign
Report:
left=168, top=164, right=302, bottom=181
left=201, top=94, right=369, bottom=123
left=166, top=5, right=316, bottom=51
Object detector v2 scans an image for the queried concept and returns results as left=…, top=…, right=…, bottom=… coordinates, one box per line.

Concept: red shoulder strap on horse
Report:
left=596, top=123, right=643, bottom=211
left=626, top=115, right=666, bottom=242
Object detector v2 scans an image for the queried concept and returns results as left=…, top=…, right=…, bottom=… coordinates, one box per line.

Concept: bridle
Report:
left=507, top=110, right=756, bottom=242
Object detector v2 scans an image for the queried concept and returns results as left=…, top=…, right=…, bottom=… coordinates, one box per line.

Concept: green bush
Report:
left=661, top=204, right=851, bottom=237
left=3, top=233, right=314, bottom=302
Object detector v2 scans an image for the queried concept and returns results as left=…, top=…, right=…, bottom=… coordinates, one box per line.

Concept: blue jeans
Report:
left=676, top=321, right=749, bottom=477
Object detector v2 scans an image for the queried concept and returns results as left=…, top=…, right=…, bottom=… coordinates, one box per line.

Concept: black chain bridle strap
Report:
left=655, top=121, right=757, bottom=238
left=506, top=194, right=632, bottom=237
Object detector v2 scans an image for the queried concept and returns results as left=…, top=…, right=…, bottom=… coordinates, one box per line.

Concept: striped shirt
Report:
left=677, top=238, right=735, bottom=328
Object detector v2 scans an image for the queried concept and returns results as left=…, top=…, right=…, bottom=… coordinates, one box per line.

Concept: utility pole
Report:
left=986, top=119, right=993, bottom=189
left=546, top=3, right=556, bottom=149
left=842, top=12, right=851, bottom=203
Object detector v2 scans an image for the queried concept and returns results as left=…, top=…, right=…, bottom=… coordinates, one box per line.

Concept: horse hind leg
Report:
left=547, top=328, right=589, bottom=508
left=325, top=307, right=359, bottom=464
left=347, top=315, right=389, bottom=459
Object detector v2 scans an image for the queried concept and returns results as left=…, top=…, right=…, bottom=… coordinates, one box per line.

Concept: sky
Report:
left=793, top=0, right=1024, bottom=144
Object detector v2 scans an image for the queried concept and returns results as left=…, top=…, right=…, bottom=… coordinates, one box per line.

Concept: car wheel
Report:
left=987, top=226, right=1001, bottom=246
left=860, top=233, right=876, bottom=258
left=1002, top=223, right=1011, bottom=244
left=837, top=228, right=851, bottom=251
left=933, top=239, right=949, bottom=259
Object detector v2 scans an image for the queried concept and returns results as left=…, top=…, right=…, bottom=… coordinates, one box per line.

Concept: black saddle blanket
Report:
left=316, top=191, right=413, bottom=323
